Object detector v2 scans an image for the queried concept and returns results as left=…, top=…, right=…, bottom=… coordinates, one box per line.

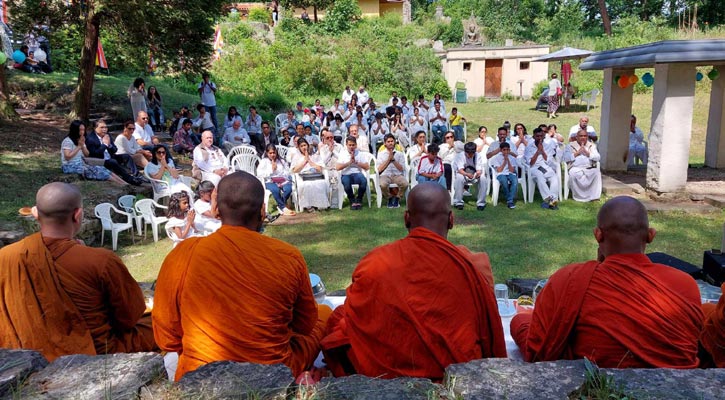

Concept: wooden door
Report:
left=485, top=59, right=503, bottom=98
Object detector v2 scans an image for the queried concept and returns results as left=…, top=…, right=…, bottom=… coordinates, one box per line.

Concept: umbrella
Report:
left=533, top=47, right=593, bottom=86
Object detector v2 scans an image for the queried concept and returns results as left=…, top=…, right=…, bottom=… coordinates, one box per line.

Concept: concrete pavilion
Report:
left=579, top=39, right=725, bottom=194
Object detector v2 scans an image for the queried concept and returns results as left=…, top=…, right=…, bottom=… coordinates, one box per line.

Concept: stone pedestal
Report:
left=647, top=63, right=697, bottom=193
left=599, top=68, right=634, bottom=172
left=705, top=65, right=725, bottom=168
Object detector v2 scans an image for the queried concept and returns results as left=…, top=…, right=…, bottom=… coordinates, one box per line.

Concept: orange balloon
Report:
left=618, top=77, right=629, bottom=88
left=629, top=75, right=639, bottom=85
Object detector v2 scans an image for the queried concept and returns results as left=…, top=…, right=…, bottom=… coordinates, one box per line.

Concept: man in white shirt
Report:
left=133, top=111, right=159, bottom=152
left=370, top=112, right=389, bottom=151
left=356, top=86, right=369, bottom=105
left=245, top=106, right=263, bottom=136
left=341, top=86, right=354, bottom=105
left=115, top=120, right=150, bottom=168
left=222, top=119, right=251, bottom=152
left=197, top=72, right=218, bottom=133
left=192, top=104, right=215, bottom=136
left=627, top=114, right=648, bottom=166
left=399, top=96, right=412, bottom=119
left=525, top=130, right=560, bottom=210
left=193, top=130, right=228, bottom=186
left=487, top=127, right=519, bottom=159
left=429, top=101, right=448, bottom=144
left=336, top=135, right=370, bottom=210
left=453, top=142, right=487, bottom=211
left=348, top=124, right=369, bottom=154
left=489, top=142, right=518, bottom=209
left=376, top=134, right=408, bottom=208
left=568, top=116, right=597, bottom=142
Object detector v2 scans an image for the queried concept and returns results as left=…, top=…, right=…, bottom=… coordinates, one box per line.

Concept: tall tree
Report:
left=0, top=61, right=19, bottom=121
left=7, top=0, right=223, bottom=120
left=597, top=0, right=612, bottom=35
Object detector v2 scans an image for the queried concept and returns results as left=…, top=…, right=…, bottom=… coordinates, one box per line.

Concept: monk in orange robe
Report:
left=0, top=183, right=156, bottom=361
left=511, top=196, right=704, bottom=368
left=701, top=284, right=725, bottom=367
left=153, top=171, right=331, bottom=381
left=321, top=183, right=506, bottom=381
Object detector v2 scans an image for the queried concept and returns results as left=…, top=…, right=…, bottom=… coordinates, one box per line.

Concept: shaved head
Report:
left=35, top=182, right=82, bottom=222
left=595, top=196, right=655, bottom=260
left=405, top=183, right=453, bottom=238
left=217, top=171, right=265, bottom=229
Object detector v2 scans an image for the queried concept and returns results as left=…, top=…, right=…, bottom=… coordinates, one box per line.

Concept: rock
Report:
left=413, top=39, right=431, bottom=48
left=432, top=40, right=445, bottom=52
left=25, top=352, right=165, bottom=399
left=315, top=375, right=445, bottom=400
left=178, top=361, right=293, bottom=399
left=445, top=358, right=586, bottom=400
left=248, top=21, right=270, bottom=33
left=0, top=349, right=47, bottom=398
left=602, top=368, right=725, bottom=400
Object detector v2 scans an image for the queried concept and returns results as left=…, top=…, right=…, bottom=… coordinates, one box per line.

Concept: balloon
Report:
left=695, top=72, right=704, bottom=81
left=0, top=52, right=6, bottom=64
left=709, top=68, right=720, bottom=81
left=12, top=49, right=26, bottom=64
left=614, top=75, right=621, bottom=84
left=618, top=76, right=629, bottom=88
left=642, top=72, right=654, bottom=87
left=629, top=75, right=639, bottom=85
left=34, top=48, right=47, bottom=63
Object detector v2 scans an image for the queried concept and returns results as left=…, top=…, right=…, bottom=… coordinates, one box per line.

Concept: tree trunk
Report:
left=313, top=5, right=318, bottom=23
left=0, top=62, right=19, bottom=121
left=73, top=2, right=100, bottom=121
left=598, top=0, right=612, bottom=36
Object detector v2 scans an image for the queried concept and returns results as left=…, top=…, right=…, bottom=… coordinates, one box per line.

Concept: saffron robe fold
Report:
left=321, top=227, right=506, bottom=381
left=0, top=233, right=95, bottom=361
left=512, top=253, right=704, bottom=368
left=153, top=225, right=328, bottom=381
left=701, top=284, right=725, bottom=367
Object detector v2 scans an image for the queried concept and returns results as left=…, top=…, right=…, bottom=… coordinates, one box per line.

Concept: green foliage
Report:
left=535, top=0, right=586, bottom=42
left=322, top=0, right=362, bottom=33
left=440, top=17, right=463, bottom=46
left=576, top=358, right=630, bottom=400
left=248, top=6, right=271, bottom=23
left=221, top=21, right=254, bottom=44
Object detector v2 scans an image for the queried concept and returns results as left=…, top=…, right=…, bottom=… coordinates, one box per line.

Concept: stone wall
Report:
left=1, top=349, right=723, bottom=399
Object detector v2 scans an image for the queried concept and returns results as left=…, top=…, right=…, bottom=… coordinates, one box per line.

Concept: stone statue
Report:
left=402, top=0, right=412, bottom=25
left=462, top=13, right=483, bottom=46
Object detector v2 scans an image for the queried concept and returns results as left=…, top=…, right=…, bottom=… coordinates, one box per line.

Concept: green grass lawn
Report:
left=2, top=73, right=722, bottom=292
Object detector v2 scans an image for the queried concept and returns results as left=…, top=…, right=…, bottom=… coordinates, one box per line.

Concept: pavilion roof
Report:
left=579, top=40, right=725, bottom=70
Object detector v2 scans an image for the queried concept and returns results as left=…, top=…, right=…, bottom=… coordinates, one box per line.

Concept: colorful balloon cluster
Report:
left=614, top=74, right=639, bottom=89
left=708, top=68, right=720, bottom=81
left=641, top=72, right=654, bottom=87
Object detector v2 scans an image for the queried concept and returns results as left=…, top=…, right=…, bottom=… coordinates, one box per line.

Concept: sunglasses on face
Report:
left=445, top=136, right=453, bottom=139
left=156, top=151, right=166, bottom=155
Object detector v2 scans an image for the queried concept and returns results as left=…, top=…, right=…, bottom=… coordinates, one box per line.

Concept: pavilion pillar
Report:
left=705, top=64, right=725, bottom=168
left=599, top=68, right=633, bottom=172
left=647, top=63, right=696, bottom=193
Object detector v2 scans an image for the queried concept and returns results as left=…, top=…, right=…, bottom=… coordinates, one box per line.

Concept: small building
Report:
left=437, top=44, right=550, bottom=100
left=291, top=0, right=405, bottom=19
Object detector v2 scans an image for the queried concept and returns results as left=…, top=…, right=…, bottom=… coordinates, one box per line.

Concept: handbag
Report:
left=300, top=172, right=324, bottom=181
left=556, top=87, right=563, bottom=96
left=271, top=176, right=287, bottom=185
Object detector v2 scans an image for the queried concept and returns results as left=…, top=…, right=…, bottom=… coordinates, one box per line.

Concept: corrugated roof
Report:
left=579, top=40, right=725, bottom=70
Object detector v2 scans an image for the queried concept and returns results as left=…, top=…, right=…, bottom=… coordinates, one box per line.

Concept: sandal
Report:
left=283, top=209, right=296, bottom=216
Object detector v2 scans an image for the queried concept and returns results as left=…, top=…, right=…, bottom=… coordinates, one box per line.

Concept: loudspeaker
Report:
left=646, top=252, right=703, bottom=279
left=703, top=251, right=725, bottom=286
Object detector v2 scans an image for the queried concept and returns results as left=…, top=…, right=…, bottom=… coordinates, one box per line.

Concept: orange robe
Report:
left=701, top=284, right=725, bottom=367
left=321, top=227, right=506, bottom=381
left=45, top=236, right=156, bottom=354
left=153, top=225, right=330, bottom=381
left=511, top=253, right=704, bottom=368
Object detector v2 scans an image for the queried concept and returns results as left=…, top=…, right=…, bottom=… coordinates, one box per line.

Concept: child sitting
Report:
left=193, top=181, right=222, bottom=234
left=166, top=192, right=197, bottom=243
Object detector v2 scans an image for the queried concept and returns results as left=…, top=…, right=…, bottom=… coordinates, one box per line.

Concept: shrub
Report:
left=323, top=0, right=362, bottom=33
left=248, top=6, right=271, bottom=24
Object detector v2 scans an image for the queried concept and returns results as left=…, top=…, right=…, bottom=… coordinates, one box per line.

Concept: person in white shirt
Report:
left=487, top=127, right=519, bottom=160
left=336, top=135, right=370, bottom=210
left=564, top=129, right=602, bottom=202
left=193, top=130, right=228, bottom=186
left=329, top=98, right=344, bottom=117
left=192, top=104, right=215, bottom=136
left=568, top=116, right=597, bottom=142
left=245, top=106, right=263, bottom=136
left=416, top=143, right=446, bottom=188
left=197, top=72, right=218, bottom=132
left=133, top=111, right=159, bottom=151
left=627, top=114, right=648, bottom=166
left=291, top=138, right=330, bottom=212
left=356, top=86, right=369, bottom=105
left=433, top=93, right=446, bottom=113
left=341, top=86, right=354, bottom=105
left=222, top=119, right=251, bottom=152
left=116, top=120, right=150, bottom=168
left=474, top=125, right=494, bottom=154
left=349, top=122, right=369, bottom=153
left=376, top=134, right=408, bottom=208
left=193, top=180, right=221, bottom=234
left=453, top=142, right=487, bottom=211
left=489, top=142, right=518, bottom=209
left=223, top=106, right=243, bottom=131
left=370, top=112, right=389, bottom=151
left=407, top=130, right=428, bottom=169
left=525, top=129, right=560, bottom=210
left=512, top=123, right=531, bottom=158
left=399, top=96, right=413, bottom=119
left=438, top=132, right=460, bottom=191
left=429, top=101, right=448, bottom=144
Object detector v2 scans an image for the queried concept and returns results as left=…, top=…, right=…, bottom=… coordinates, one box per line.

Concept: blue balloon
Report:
left=12, top=49, right=26, bottom=64
left=642, top=72, right=654, bottom=87
left=696, top=72, right=704, bottom=82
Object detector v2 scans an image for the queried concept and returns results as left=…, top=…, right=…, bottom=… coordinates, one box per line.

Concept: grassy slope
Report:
left=2, top=73, right=722, bottom=291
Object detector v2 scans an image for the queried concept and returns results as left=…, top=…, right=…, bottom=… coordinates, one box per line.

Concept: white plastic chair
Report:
left=274, top=113, right=287, bottom=137
left=580, top=89, right=600, bottom=111
left=135, top=199, right=169, bottom=242
left=143, top=170, right=194, bottom=204
left=118, top=195, right=143, bottom=236
left=231, top=153, right=260, bottom=174
left=94, top=203, right=135, bottom=251
left=228, top=144, right=258, bottom=160
left=527, top=162, right=563, bottom=203
left=275, top=145, right=288, bottom=161
left=563, top=160, right=600, bottom=200
left=337, top=154, right=373, bottom=209
left=490, top=165, right=529, bottom=207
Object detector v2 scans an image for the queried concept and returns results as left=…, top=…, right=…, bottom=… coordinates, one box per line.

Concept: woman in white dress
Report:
left=165, top=192, right=198, bottom=244
left=292, top=138, right=330, bottom=212
left=193, top=180, right=222, bottom=233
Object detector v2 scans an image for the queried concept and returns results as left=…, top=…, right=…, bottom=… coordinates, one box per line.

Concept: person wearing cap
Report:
left=453, top=142, right=487, bottom=211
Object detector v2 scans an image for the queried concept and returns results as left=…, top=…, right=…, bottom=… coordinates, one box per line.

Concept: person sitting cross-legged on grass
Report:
left=489, top=142, right=518, bottom=209
left=321, top=183, right=506, bottom=381
left=376, top=134, right=408, bottom=209
left=336, top=135, right=370, bottom=211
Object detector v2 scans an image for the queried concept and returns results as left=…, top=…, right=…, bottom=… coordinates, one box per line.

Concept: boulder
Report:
left=178, top=361, right=293, bottom=399
left=602, top=368, right=725, bottom=400
left=315, top=375, right=446, bottom=400
left=432, top=41, right=445, bottom=52
left=25, top=352, right=165, bottom=399
left=413, top=39, right=432, bottom=48
left=445, top=358, right=586, bottom=399
left=0, top=349, right=47, bottom=398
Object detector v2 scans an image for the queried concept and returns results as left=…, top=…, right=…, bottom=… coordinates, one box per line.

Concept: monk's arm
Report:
left=289, top=256, right=318, bottom=335
left=104, top=256, right=146, bottom=330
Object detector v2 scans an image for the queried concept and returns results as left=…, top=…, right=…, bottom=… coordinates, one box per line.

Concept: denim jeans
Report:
left=265, top=181, right=293, bottom=211
left=341, top=173, right=367, bottom=204
left=416, top=174, right=446, bottom=189
left=497, top=174, right=518, bottom=203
